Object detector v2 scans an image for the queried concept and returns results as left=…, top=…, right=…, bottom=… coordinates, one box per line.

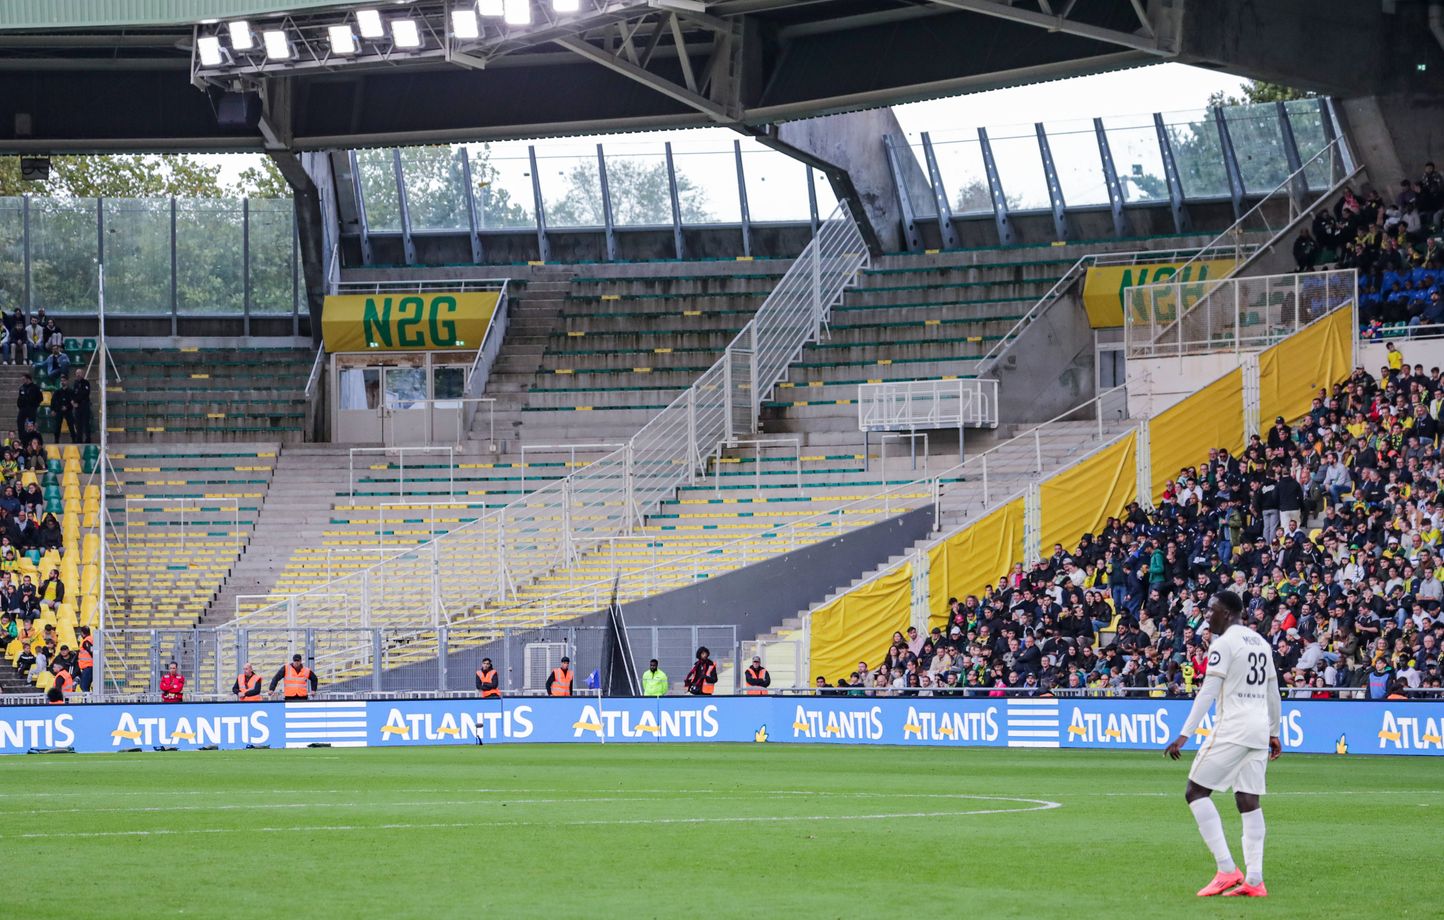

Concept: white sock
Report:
left=1240, top=808, right=1265, bottom=885
left=1189, top=797, right=1236, bottom=873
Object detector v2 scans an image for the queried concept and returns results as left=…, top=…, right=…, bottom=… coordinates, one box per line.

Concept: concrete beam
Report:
left=763, top=107, right=932, bottom=253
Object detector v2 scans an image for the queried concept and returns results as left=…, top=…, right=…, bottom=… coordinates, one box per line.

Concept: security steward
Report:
left=641, top=659, right=668, bottom=697
left=744, top=656, right=772, bottom=695
left=545, top=656, right=574, bottom=696
left=232, top=662, right=263, bottom=702
left=269, top=654, right=318, bottom=700
left=76, top=627, right=94, bottom=693
left=476, top=657, right=501, bottom=698
left=684, top=646, right=719, bottom=695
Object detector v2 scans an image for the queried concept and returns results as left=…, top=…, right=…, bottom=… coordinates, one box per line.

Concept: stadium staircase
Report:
left=107, top=347, right=313, bottom=443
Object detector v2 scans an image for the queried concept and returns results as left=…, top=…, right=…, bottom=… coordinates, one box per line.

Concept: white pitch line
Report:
left=8, top=797, right=1063, bottom=840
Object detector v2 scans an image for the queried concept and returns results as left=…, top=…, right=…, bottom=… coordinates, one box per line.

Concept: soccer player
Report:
left=1164, top=591, right=1281, bottom=898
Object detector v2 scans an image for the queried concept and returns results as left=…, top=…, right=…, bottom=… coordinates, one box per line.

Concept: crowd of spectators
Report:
left=1291, top=162, right=1444, bottom=335
left=837, top=347, right=1444, bottom=700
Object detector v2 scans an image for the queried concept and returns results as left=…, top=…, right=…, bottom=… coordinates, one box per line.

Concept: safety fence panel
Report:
left=858, top=378, right=1000, bottom=432
left=925, top=497, right=1026, bottom=630
left=807, top=562, right=912, bottom=685
left=1039, top=432, right=1138, bottom=554
left=1258, top=304, right=1354, bottom=426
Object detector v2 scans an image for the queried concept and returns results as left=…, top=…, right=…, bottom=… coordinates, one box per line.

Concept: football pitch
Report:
left=3, top=744, right=1439, bottom=918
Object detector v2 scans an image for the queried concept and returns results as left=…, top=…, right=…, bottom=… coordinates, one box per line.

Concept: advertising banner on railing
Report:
left=322, top=291, right=500, bottom=352
left=1083, top=258, right=1235, bottom=328
left=3, top=697, right=1441, bottom=756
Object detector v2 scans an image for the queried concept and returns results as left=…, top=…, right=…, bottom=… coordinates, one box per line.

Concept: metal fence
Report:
left=1124, top=268, right=1357, bottom=358
left=858, top=377, right=999, bottom=433
left=219, top=204, right=868, bottom=670
left=102, top=624, right=738, bottom=698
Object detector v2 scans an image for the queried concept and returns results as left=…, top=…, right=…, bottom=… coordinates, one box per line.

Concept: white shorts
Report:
left=1188, top=740, right=1268, bottom=795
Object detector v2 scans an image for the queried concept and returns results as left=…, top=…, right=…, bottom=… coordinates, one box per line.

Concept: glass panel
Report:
left=902, top=142, right=938, bottom=219
left=248, top=199, right=295, bottom=315
left=176, top=199, right=243, bottom=314
left=0, top=198, right=21, bottom=307
left=340, top=368, right=380, bottom=410
left=400, top=145, right=469, bottom=230
left=465, top=142, right=535, bottom=230
left=1161, top=108, right=1229, bottom=199
left=1284, top=99, right=1331, bottom=191
left=987, top=127, right=1050, bottom=211
left=602, top=145, right=673, bottom=227
left=384, top=367, right=427, bottom=409
left=103, top=199, right=170, bottom=314
left=433, top=365, right=465, bottom=406
left=924, top=132, right=993, bottom=215
left=669, top=143, right=738, bottom=224
left=355, top=148, right=401, bottom=232
left=30, top=198, right=97, bottom=313
left=1223, top=104, right=1288, bottom=195
left=1103, top=114, right=1168, bottom=203
left=1042, top=119, right=1110, bottom=207
left=739, top=144, right=812, bottom=222
left=539, top=146, right=605, bottom=229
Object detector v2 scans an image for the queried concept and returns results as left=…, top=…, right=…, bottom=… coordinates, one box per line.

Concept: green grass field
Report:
left=4, top=745, right=1440, bottom=918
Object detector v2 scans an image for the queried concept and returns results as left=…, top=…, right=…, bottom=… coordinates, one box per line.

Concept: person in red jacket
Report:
left=159, top=660, right=185, bottom=703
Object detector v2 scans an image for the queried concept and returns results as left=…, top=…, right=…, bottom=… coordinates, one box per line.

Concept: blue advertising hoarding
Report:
left=2, top=697, right=1441, bottom=756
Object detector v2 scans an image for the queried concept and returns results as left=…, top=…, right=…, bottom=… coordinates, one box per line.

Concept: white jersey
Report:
left=1204, top=624, right=1277, bottom=749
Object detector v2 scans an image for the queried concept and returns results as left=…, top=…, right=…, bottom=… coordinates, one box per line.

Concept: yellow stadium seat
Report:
left=84, top=484, right=99, bottom=505
left=61, top=445, right=79, bottom=462
left=20, top=470, right=37, bottom=488
left=34, top=671, right=53, bottom=691
left=82, top=511, right=97, bottom=529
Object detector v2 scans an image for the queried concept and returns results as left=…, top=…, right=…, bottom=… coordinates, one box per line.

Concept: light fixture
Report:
left=328, top=24, right=358, bottom=54
left=227, top=20, right=255, bottom=51
left=196, top=35, right=224, bottom=66
left=553, top=0, right=580, bottom=12
left=503, top=0, right=531, bottom=26
left=262, top=29, right=292, bottom=59
left=450, top=7, right=481, bottom=39
left=391, top=17, right=422, bottom=47
left=356, top=8, right=386, bottom=38
left=478, top=0, right=505, bottom=16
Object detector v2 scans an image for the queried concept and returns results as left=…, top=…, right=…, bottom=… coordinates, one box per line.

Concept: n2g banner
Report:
left=2, top=698, right=1441, bottom=756
left=321, top=291, right=499, bottom=352
left=1081, top=259, right=1235, bottom=328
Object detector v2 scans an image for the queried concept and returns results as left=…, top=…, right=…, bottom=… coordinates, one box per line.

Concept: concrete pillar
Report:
left=277, top=150, right=333, bottom=344
left=759, top=107, right=933, bottom=254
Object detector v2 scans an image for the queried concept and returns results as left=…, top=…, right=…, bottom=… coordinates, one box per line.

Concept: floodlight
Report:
left=196, top=35, right=224, bottom=66
left=451, top=7, right=481, bottom=39
left=227, top=20, right=255, bottom=51
left=357, top=9, right=386, bottom=38
left=392, top=18, right=422, bottom=47
left=503, top=0, right=531, bottom=26
left=553, top=0, right=580, bottom=12
left=328, top=24, right=359, bottom=54
left=479, top=0, right=505, bottom=16
left=262, top=29, right=292, bottom=59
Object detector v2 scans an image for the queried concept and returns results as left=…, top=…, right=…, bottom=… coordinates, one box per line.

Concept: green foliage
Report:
left=355, top=144, right=531, bottom=231
left=546, top=156, right=712, bottom=227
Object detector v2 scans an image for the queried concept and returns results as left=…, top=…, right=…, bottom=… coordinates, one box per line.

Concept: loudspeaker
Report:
left=216, top=91, right=262, bottom=131
left=19, top=157, right=49, bottom=181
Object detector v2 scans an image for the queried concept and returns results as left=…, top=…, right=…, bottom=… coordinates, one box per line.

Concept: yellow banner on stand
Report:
left=809, top=563, right=912, bottom=684
left=1082, top=259, right=1236, bottom=328
left=322, top=291, right=499, bottom=352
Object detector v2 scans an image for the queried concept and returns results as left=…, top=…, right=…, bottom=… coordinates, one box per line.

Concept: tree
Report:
left=545, top=157, right=712, bottom=227
left=1210, top=81, right=1315, bottom=108
left=355, top=144, right=531, bottom=231
left=951, top=178, right=1019, bottom=214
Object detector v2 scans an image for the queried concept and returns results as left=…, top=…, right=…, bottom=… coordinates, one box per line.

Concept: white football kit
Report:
left=1181, top=623, right=1280, bottom=794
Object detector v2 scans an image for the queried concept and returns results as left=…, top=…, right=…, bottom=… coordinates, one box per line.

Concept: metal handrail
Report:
left=858, top=378, right=999, bottom=432
left=334, top=277, right=509, bottom=294
left=303, top=341, right=325, bottom=399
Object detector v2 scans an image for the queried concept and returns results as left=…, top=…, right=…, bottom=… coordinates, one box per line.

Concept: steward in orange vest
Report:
left=744, top=658, right=771, bottom=695
left=546, top=657, right=573, bottom=696
left=269, top=654, right=317, bottom=700
left=76, top=628, right=94, bottom=692
left=476, top=657, right=501, bottom=698
left=233, top=663, right=263, bottom=702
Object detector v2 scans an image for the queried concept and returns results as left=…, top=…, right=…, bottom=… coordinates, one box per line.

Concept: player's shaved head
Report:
left=1207, top=591, right=1243, bottom=637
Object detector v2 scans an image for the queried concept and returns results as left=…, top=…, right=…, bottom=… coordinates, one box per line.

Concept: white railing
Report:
left=222, top=203, right=869, bottom=641
left=712, top=437, right=802, bottom=496
left=519, top=442, right=625, bottom=491
left=121, top=497, right=240, bottom=551
left=463, top=279, right=510, bottom=417
left=1131, top=138, right=1361, bottom=357
left=333, top=276, right=510, bottom=295
left=348, top=446, right=455, bottom=502
left=1124, top=268, right=1356, bottom=359
left=858, top=377, right=999, bottom=432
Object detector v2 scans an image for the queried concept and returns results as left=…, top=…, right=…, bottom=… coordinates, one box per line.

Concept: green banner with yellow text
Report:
left=322, top=292, right=499, bottom=352
left=1082, top=258, right=1235, bottom=328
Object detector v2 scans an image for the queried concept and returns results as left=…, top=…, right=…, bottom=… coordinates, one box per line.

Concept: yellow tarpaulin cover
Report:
left=1258, top=306, right=1353, bottom=427
left=1082, top=258, right=1237, bottom=328
left=1150, top=368, right=1244, bottom=501
left=322, top=291, right=500, bottom=352
left=809, top=562, right=912, bottom=683
left=925, top=498, right=1025, bottom=629
left=1041, top=432, right=1137, bottom=553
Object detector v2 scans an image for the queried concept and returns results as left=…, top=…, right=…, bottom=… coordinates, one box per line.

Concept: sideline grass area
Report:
left=2, top=745, right=1439, bottom=918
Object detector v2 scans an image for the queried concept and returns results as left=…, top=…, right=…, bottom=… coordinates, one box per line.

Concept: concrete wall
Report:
left=1126, top=352, right=1243, bottom=418
left=1359, top=336, right=1444, bottom=374
left=987, top=284, right=1096, bottom=424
